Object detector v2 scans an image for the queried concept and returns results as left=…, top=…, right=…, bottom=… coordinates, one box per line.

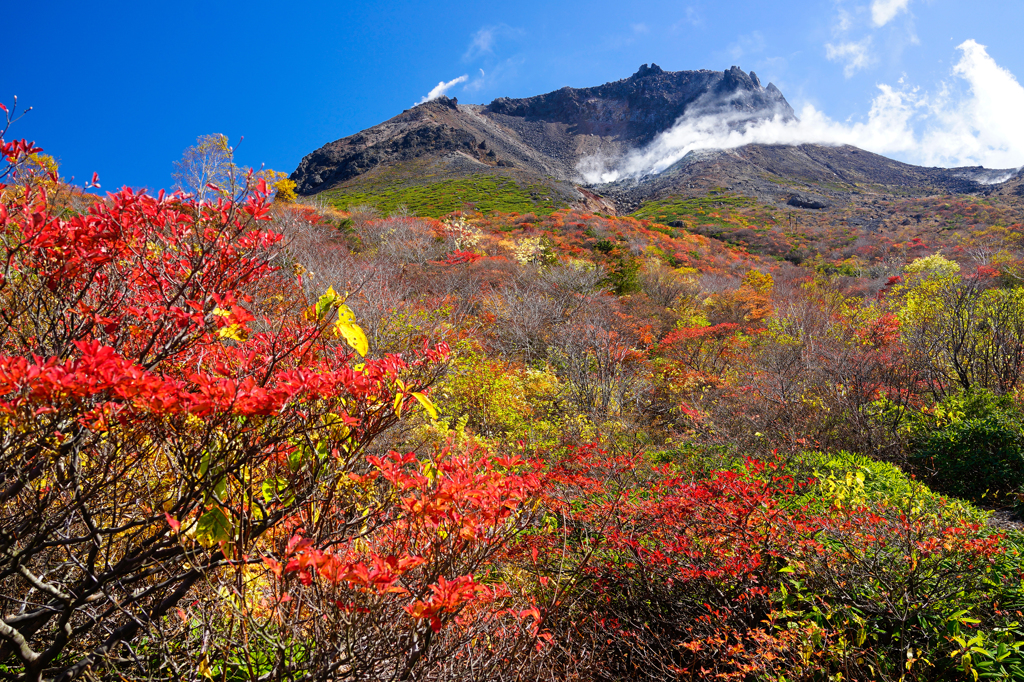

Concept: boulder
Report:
left=787, top=193, right=830, bottom=210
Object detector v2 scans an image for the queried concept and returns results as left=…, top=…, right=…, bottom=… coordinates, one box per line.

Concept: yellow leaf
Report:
left=217, top=324, right=245, bottom=341
left=411, top=392, right=439, bottom=420
left=195, top=506, right=233, bottom=548
left=423, top=459, right=439, bottom=483
left=335, top=320, right=368, bottom=356
left=337, top=303, right=356, bottom=323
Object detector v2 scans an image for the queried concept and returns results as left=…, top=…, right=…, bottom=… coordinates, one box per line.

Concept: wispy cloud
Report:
left=464, top=28, right=496, bottom=61
left=825, top=0, right=916, bottom=77
left=463, top=68, right=487, bottom=93
left=416, top=75, right=468, bottom=105
left=671, top=6, right=703, bottom=30
left=460, top=57, right=524, bottom=97
left=826, top=37, right=876, bottom=77
left=871, top=0, right=912, bottom=27
left=463, top=24, right=521, bottom=62
left=835, top=7, right=853, bottom=33
left=579, top=40, right=1024, bottom=183
left=728, top=31, right=766, bottom=61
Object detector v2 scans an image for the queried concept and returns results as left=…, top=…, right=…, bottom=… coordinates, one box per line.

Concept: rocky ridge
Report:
left=290, top=64, right=796, bottom=203
left=290, top=64, right=1019, bottom=214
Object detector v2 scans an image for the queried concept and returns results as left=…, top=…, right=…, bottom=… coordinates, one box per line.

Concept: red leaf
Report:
left=164, top=512, right=181, bottom=532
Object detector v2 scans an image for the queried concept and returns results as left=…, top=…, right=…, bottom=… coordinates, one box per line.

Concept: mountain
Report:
left=290, top=64, right=1018, bottom=216
left=599, top=143, right=1022, bottom=213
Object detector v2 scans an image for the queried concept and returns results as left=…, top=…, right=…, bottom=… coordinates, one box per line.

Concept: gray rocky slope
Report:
left=291, top=63, right=1017, bottom=212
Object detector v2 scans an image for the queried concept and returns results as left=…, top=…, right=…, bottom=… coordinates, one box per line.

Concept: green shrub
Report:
left=910, top=391, right=1024, bottom=503
left=786, top=450, right=986, bottom=521
left=787, top=490, right=1013, bottom=681
left=606, top=257, right=641, bottom=295
left=648, top=441, right=742, bottom=476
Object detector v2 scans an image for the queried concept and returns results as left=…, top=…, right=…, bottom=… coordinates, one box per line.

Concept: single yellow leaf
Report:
left=335, top=320, right=368, bottom=356
left=411, top=392, right=439, bottom=420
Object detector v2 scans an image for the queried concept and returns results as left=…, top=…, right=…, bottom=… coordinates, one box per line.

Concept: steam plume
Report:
left=579, top=40, right=1024, bottom=184
left=417, top=75, right=468, bottom=105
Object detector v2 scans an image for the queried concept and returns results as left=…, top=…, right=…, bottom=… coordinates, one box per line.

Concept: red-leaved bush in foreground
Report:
left=0, top=124, right=451, bottom=680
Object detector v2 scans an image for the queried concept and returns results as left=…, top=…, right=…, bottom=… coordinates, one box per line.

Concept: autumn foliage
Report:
left=3, top=109, right=1024, bottom=682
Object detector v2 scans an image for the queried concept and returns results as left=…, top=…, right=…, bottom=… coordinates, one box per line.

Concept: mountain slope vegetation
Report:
left=5, top=70, right=1024, bottom=681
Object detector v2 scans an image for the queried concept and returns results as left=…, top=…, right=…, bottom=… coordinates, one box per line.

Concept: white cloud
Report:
left=465, top=28, right=496, bottom=61
left=463, top=24, right=522, bottom=62
left=871, top=0, right=911, bottom=27
left=826, top=37, right=876, bottom=77
left=578, top=40, right=1024, bottom=184
left=924, top=39, right=1024, bottom=167
left=631, top=22, right=650, bottom=34
left=416, top=75, right=468, bottom=105
left=835, top=7, right=853, bottom=33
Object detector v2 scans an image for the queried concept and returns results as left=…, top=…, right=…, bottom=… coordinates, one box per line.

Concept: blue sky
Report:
left=5, top=0, right=1024, bottom=191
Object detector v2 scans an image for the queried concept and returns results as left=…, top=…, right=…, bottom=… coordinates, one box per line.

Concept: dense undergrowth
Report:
left=4, top=111, right=1024, bottom=681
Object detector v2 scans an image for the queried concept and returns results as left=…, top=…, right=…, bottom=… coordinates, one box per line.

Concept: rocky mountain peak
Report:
left=719, top=65, right=760, bottom=92
left=631, top=63, right=665, bottom=79
left=291, top=64, right=799, bottom=199
left=420, top=94, right=459, bottom=111
left=483, top=64, right=795, bottom=146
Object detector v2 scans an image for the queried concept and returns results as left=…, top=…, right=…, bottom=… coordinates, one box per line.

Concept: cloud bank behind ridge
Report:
left=580, top=41, right=1024, bottom=184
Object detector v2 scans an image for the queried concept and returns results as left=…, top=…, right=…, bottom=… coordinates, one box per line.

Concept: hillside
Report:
left=600, top=143, right=1021, bottom=212
left=9, top=75, right=1024, bottom=682
left=290, top=63, right=1020, bottom=220
left=290, top=63, right=797, bottom=215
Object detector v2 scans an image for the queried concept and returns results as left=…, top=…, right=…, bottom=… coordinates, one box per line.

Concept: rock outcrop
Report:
left=484, top=63, right=793, bottom=147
